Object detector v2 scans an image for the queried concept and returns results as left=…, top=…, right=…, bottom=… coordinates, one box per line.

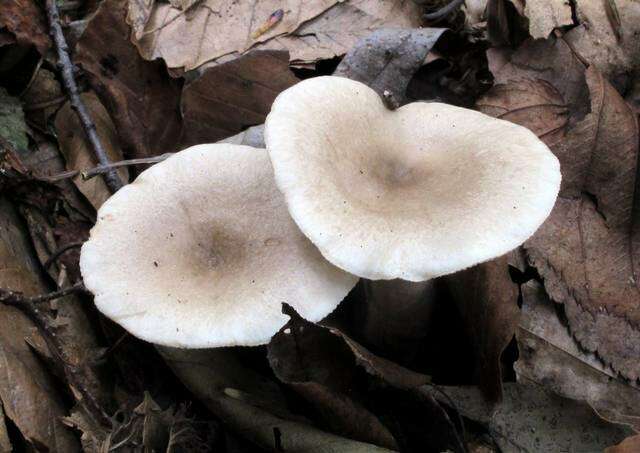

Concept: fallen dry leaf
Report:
left=268, top=305, right=463, bottom=452
left=0, top=198, right=80, bottom=452
left=427, top=383, right=632, bottom=453
left=160, top=347, right=396, bottom=452
left=268, top=307, right=399, bottom=450
left=517, top=281, right=640, bottom=431
left=512, top=0, right=572, bottom=39
left=76, top=0, right=183, bottom=159
left=0, top=0, right=50, bottom=54
left=0, top=404, right=10, bottom=452
left=563, top=0, right=640, bottom=84
left=55, top=92, right=129, bottom=209
left=606, top=434, right=640, bottom=453
left=445, top=253, right=521, bottom=403
left=20, top=68, right=65, bottom=133
left=334, top=28, right=447, bottom=103
left=479, top=39, right=640, bottom=381
left=127, top=0, right=422, bottom=71
left=180, top=50, right=298, bottom=147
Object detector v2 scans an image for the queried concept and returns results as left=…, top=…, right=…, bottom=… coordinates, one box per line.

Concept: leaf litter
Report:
left=1, top=0, right=639, bottom=451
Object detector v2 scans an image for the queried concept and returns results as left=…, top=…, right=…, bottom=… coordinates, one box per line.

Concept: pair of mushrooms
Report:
left=80, top=76, right=561, bottom=348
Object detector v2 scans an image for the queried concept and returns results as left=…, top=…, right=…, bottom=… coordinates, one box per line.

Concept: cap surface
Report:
left=265, top=76, right=561, bottom=281
left=80, top=144, right=358, bottom=348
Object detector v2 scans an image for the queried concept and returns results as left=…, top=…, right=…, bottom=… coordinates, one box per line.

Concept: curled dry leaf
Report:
left=0, top=0, right=50, bottom=54
left=180, top=50, right=298, bottom=147
left=606, top=434, right=640, bottom=453
left=0, top=198, right=80, bottom=451
left=159, top=347, right=395, bottom=453
left=445, top=253, right=521, bottom=403
left=334, top=28, right=447, bottom=103
left=55, top=92, right=129, bottom=209
left=516, top=282, right=640, bottom=431
left=427, top=383, right=631, bottom=453
left=127, top=0, right=422, bottom=71
left=479, top=39, right=640, bottom=381
left=0, top=403, right=10, bottom=452
left=268, top=305, right=464, bottom=452
left=563, top=0, right=640, bottom=83
left=76, top=0, right=183, bottom=160
left=512, top=0, right=572, bottom=39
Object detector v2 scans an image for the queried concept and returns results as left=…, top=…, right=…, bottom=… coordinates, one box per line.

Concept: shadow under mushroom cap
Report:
left=265, top=76, right=561, bottom=281
left=80, top=144, right=358, bottom=348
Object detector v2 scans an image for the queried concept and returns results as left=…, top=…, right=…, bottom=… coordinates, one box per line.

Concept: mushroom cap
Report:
left=264, top=76, right=561, bottom=281
left=80, top=144, right=358, bottom=348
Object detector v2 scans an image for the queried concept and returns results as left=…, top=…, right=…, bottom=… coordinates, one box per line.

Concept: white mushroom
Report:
left=80, top=144, right=357, bottom=348
left=265, top=76, right=561, bottom=281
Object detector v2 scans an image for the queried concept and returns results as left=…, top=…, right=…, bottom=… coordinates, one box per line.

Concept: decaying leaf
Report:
left=426, top=383, right=632, bottom=453
left=334, top=28, right=447, bottom=103
left=607, top=434, right=640, bottom=453
left=180, top=50, right=298, bottom=147
left=0, top=0, right=50, bottom=54
left=127, top=0, right=422, bottom=71
left=515, top=0, right=572, bottom=39
left=268, top=305, right=464, bottom=452
left=479, top=39, right=640, bottom=381
left=517, top=282, right=640, bottom=431
left=268, top=308, right=399, bottom=450
left=445, top=253, right=521, bottom=403
left=55, top=92, right=129, bottom=209
left=0, top=403, right=11, bottom=452
left=76, top=0, right=183, bottom=160
left=563, top=0, right=640, bottom=83
left=0, top=198, right=80, bottom=452
left=160, top=347, right=395, bottom=452
left=21, top=67, right=65, bottom=133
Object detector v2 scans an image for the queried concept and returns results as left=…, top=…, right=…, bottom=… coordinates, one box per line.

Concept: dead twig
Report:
left=45, top=0, right=123, bottom=193
left=0, top=282, right=87, bottom=306
left=0, top=282, right=111, bottom=427
left=41, top=153, right=174, bottom=183
left=44, top=241, right=85, bottom=269
left=423, top=0, right=465, bottom=21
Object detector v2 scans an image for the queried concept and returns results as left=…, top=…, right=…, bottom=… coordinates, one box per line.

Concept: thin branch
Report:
left=40, top=153, right=174, bottom=183
left=44, top=241, right=85, bottom=269
left=0, top=282, right=87, bottom=306
left=45, top=0, right=123, bottom=193
left=423, top=0, right=465, bottom=21
left=0, top=282, right=111, bottom=426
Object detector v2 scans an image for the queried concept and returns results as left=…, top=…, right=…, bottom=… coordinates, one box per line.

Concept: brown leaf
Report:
left=563, top=0, right=640, bottom=83
left=525, top=67, right=640, bottom=380
left=0, top=198, right=80, bottom=451
left=180, top=50, right=298, bottom=147
left=21, top=68, right=65, bottom=133
left=334, top=28, right=447, bottom=103
left=268, top=305, right=463, bottom=453
left=0, top=0, right=50, bottom=54
left=268, top=309, right=398, bottom=450
left=426, top=383, right=632, bottom=453
left=479, top=40, right=640, bottom=381
left=445, top=253, right=521, bottom=403
left=127, top=0, right=422, bottom=71
left=55, top=92, right=129, bottom=209
left=517, top=281, right=640, bottom=431
left=0, top=404, right=11, bottom=452
left=606, top=434, right=640, bottom=453
left=160, top=347, right=396, bottom=452
left=76, top=0, right=183, bottom=159
left=511, top=0, right=572, bottom=39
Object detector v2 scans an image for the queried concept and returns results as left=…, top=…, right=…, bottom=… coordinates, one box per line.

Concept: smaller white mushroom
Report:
left=80, top=144, right=357, bottom=348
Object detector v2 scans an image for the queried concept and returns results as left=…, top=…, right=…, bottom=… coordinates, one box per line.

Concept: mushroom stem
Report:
left=359, top=279, right=437, bottom=359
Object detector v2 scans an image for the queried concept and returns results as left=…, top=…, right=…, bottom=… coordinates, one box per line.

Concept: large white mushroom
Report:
left=264, top=76, right=561, bottom=281
left=80, top=144, right=357, bottom=348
